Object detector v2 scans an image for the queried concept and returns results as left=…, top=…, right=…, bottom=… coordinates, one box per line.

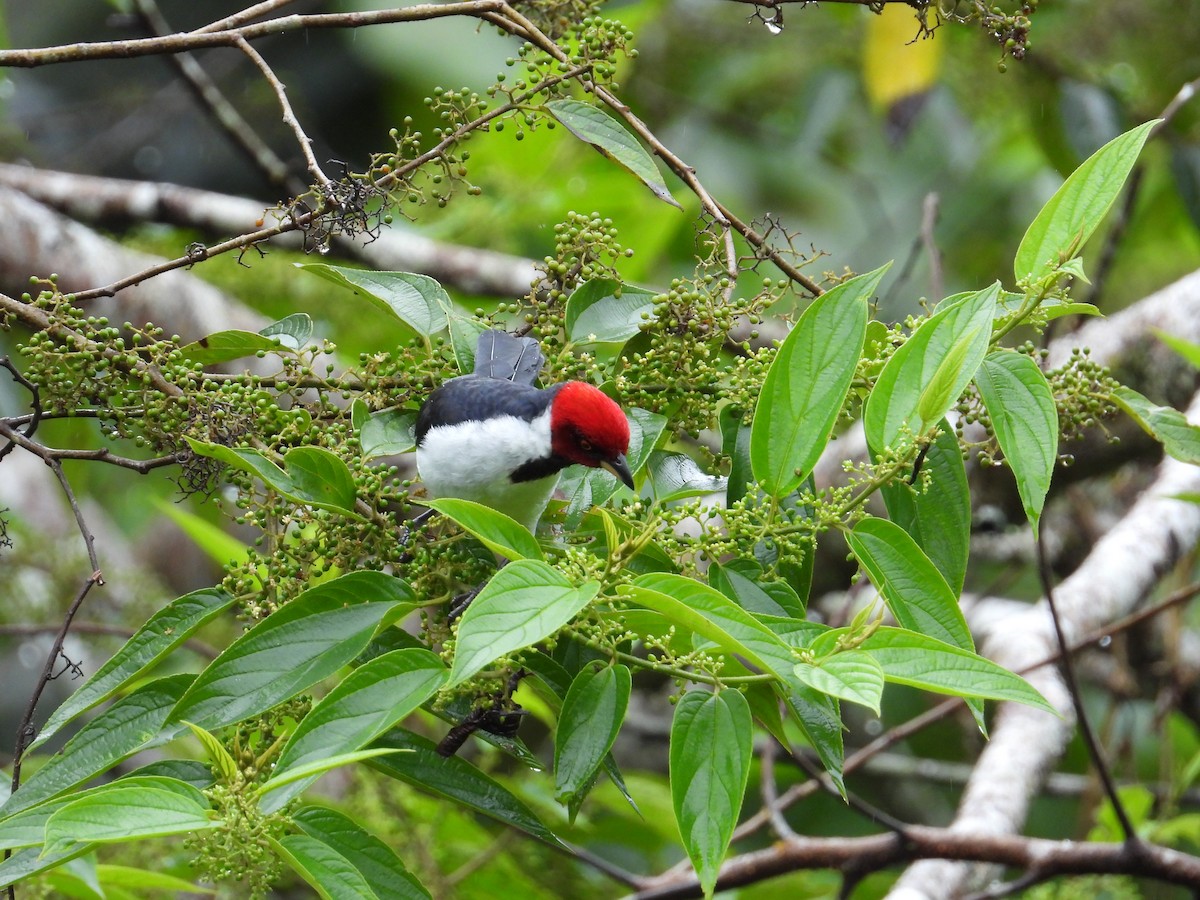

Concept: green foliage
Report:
left=750, top=264, right=880, bottom=497
left=669, top=690, right=752, bottom=898
left=0, top=19, right=1179, bottom=889
left=545, top=100, right=679, bottom=207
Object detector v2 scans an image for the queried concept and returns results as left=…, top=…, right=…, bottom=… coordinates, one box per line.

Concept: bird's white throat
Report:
left=417, top=406, right=559, bottom=532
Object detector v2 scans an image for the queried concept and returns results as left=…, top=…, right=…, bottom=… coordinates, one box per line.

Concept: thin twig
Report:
left=1153, top=75, right=1200, bottom=135
left=1034, top=529, right=1138, bottom=842
left=0, top=622, right=219, bottom=660
left=562, top=842, right=650, bottom=889
left=785, top=741, right=911, bottom=835
left=0, top=421, right=180, bottom=473
left=0, top=357, right=41, bottom=463
left=133, top=0, right=298, bottom=194
left=0, top=2, right=510, bottom=68
left=9, top=457, right=103, bottom=797
left=232, top=35, right=331, bottom=194
left=193, top=0, right=304, bottom=35
left=60, top=59, right=589, bottom=303
left=760, top=739, right=799, bottom=840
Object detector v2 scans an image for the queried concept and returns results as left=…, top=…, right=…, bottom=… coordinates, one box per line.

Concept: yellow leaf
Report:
left=863, top=5, right=944, bottom=111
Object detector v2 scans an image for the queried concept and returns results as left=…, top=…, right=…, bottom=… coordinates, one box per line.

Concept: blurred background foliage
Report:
left=4, top=0, right=1198, bottom=325
left=2, top=0, right=1200, bottom=897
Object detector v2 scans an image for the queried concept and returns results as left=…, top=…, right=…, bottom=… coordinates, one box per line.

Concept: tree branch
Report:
left=631, top=826, right=1200, bottom=900
left=0, top=164, right=538, bottom=297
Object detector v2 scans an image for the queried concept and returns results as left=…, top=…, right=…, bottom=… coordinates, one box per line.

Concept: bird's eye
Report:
left=578, top=439, right=593, bottom=452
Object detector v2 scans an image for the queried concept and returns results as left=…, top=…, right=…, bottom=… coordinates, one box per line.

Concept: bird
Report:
left=415, top=329, right=635, bottom=532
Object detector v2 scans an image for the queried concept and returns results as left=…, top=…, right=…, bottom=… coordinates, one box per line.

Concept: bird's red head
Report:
left=550, top=381, right=631, bottom=469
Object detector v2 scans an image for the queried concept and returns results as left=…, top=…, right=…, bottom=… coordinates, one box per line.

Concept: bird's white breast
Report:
left=417, top=407, right=559, bottom=531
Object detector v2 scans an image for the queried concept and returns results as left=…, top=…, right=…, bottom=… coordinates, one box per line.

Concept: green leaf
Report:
left=95, top=863, right=215, bottom=894
left=299, top=265, right=450, bottom=337
left=554, top=664, right=631, bottom=821
left=845, top=518, right=972, bottom=652
left=1154, top=329, right=1200, bottom=369
left=670, top=690, right=752, bottom=899
left=44, top=781, right=216, bottom=855
left=575, top=509, right=676, bottom=577
left=793, top=650, right=884, bottom=715
left=184, top=439, right=362, bottom=518
left=0, top=846, right=93, bottom=891
left=864, top=283, right=998, bottom=452
left=123, top=760, right=214, bottom=791
left=259, top=312, right=314, bottom=349
left=879, top=425, right=971, bottom=594
left=260, top=649, right=447, bottom=812
left=545, top=99, right=681, bottom=208
left=718, top=406, right=753, bottom=506
left=0, top=796, right=72, bottom=851
left=0, top=777, right=197, bottom=855
left=1015, top=120, right=1159, bottom=283
left=283, top=447, right=362, bottom=513
left=624, top=574, right=844, bottom=784
left=448, top=561, right=600, bottom=687
left=564, top=279, right=658, bottom=344
left=155, top=500, right=253, bottom=573
left=447, top=313, right=490, bottom=374
left=1, top=675, right=192, bottom=817
left=857, top=628, right=1055, bottom=713
left=293, top=806, right=430, bottom=900
left=521, top=652, right=641, bottom=817
left=994, top=290, right=1099, bottom=322
left=1112, top=386, right=1200, bottom=465
left=646, top=451, right=726, bottom=501
left=29, top=588, right=234, bottom=752
left=426, top=498, right=543, bottom=561
left=274, top=833, right=380, bottom=900
left=258, top=749, right=403, bottom=797
left=975, top=350, right=1059, bottom=534
left=627, top=407, right=668, bottom=476
left=751, top=264, right=882, bottom=496
left=916, top=324, right=983, bottom=425
left=369, top=729, right=563, bottom=846
left=181, top=721, right=240, bottom=785
left=622, top=576, right=791, bottom=679
left=709, top=559, right=804, bottom=619
left=170, top=572, right=413, bottom=730
left=357, top=407, right=417, bottom=459
left=179, top=330, right=288, bottom=366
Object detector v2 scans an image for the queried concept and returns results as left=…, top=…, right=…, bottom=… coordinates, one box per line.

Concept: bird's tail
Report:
left=474, top=330, right=545, bottom=385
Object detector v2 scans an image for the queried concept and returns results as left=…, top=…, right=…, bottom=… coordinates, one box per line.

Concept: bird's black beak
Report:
left=600, top=453, right=635, bottom=491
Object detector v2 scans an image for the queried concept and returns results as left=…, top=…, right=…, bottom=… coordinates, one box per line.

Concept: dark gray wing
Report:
left=415, top=377, right=559, bottom=443
left=474, top=330, right=544, bottom=385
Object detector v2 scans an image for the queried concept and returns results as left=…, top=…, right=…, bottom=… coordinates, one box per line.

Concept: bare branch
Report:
left=8, top=452, right=106, bottom=797
left=0, top=3, right=509, bottom=69
left=193, top=0, right=305, bottom=36
left=632, top=827, right=1200, bottom=900
left=0, top=164, right=538, bottom=297
left=0, top=422, right=180, bottom=474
